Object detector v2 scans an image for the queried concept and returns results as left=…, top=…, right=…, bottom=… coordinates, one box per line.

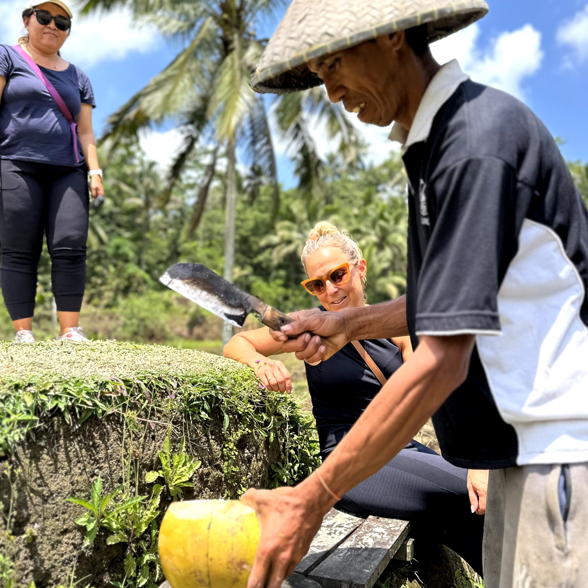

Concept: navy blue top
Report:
left=305, top=335, right=404, bottom=457
left=403, top=79, right=588, bottom=468
left=0, top=44, right=95, bottom=166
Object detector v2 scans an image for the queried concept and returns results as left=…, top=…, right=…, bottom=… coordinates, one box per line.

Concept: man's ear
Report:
left=387, top=30, right=406, bottom=52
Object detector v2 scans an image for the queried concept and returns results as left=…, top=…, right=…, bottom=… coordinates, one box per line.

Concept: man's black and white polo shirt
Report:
left=392, top=61, right=588, bottom=470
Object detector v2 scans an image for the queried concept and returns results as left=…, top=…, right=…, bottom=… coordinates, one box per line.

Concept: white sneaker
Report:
left=14, top=330, right=35, bottom=343
left=57, top=327, right=89, bottom=342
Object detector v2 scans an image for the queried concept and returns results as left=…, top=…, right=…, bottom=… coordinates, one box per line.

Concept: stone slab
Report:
left=393, top=537, right=415, bottom=561
left=308, top=516, right=410, bottom=588
left=294, top=508, right=365, bottom=575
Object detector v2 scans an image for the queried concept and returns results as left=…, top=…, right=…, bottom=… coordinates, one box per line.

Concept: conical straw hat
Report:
left=252, top=0, right=488, bottom=94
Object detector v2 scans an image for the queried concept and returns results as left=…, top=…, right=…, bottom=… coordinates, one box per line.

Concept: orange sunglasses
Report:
left=301, top=262, right=354, bottom=295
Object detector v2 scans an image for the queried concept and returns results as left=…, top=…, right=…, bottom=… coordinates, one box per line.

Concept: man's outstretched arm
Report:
left=242, top=333, right=475, bottom=588
left=270, top=296, right=409, bottom=364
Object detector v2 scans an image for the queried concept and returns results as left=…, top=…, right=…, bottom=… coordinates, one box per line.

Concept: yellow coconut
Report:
left=159, top=500, right=260, bottom=588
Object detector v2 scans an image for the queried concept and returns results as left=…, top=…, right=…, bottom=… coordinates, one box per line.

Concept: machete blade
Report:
left=159, top=263, right=261, bottom=328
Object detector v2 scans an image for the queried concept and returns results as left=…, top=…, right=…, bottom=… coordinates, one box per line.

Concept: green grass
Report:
left=0, top=340, right=229, bottom=380
left=0, top=341, right=320, bottom=488
left=170, top=338, right=313, bottom=410
left=170, top=339, right=223, bottom=353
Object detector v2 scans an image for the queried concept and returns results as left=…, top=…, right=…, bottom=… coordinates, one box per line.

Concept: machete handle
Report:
left=261, top=306, right=295, bottom=331
left=261, top=307, right=340, bottom=361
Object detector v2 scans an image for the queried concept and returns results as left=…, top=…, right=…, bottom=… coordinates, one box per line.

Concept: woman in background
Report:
left=0, top=1, right=103, bottom=342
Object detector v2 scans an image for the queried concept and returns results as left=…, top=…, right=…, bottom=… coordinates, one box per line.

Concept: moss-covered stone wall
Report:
left=0, top=342, right=319, bottom=588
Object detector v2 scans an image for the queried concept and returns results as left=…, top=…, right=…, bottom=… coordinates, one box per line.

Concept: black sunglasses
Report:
left=33, top=9, right=71, bottom=31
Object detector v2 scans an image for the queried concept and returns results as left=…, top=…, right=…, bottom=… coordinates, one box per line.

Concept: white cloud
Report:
left=557, top=4, right=588, bottom=65
left=432, top=23, right=543, bottom=101
left=139, top=127, right=184, bottom=171
left=430, top=22, right=481, bottom=70
left=1, top=0, right=162, bottom=70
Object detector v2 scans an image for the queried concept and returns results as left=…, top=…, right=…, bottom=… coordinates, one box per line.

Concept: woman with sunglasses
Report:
left=225, top=221, right=485, bottom=575
left=0, top=1, right=103, bottom=342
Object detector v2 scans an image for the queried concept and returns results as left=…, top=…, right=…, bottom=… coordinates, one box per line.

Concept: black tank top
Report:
left=305, top=336, right=403, bottom=456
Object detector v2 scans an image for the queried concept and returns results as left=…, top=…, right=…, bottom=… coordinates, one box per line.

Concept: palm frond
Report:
left=243, top=0, right=288, bottom=27
left=88, top=216, right=110, bottom=248
left=273, top=94, right=322, bottom=201
left=242, top=95, right=279, bottom=220
left=208, top=36, right=259, bottom=140
left=303, top=87, right=365, bottom=167
left=159, top=99, right=214, bottom=205
left=99, top=18, right=216, bottom=154
left=137, top=3, right=213, bottom=37
left=80, top=0, right=180, bottom=16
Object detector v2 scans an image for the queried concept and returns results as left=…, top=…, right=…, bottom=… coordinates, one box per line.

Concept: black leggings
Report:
left=0, top=159, right=89, bottom=320
left=330, top=440, right=485, bottom=575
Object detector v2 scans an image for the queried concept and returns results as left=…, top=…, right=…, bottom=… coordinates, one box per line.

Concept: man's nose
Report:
left=324, top=80, right=345, bottom=104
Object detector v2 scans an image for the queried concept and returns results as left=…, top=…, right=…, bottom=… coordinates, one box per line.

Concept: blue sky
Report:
left=3, top=0, right=588, bottom=185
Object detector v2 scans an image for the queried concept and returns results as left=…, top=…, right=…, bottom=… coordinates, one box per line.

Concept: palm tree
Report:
left=81, top=0, right=360, bottom=344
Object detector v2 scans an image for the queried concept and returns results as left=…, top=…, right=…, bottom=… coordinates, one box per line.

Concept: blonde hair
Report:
left=301, top=222, right=367, bottom=290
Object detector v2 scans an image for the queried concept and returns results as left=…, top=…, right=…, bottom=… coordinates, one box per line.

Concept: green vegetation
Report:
left=65, top=435, right=203, bottom=587
left=568, top=160, right=588, bottom=206
left=144, top=435, right=201, bottom=500
left=0, top=3, right=584, bottom=586
left=67, top=473, right=163, bottom=586
left=66, top=477, right=149, bottom=547
left=0, top=341, right=319, bottom=482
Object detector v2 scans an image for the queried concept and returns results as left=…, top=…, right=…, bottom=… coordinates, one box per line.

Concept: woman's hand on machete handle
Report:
left=268, top=308, right=349, bottom=364
left=467, top=469, right=489, bottom=515
left=241, top=476, right=335, bottom=588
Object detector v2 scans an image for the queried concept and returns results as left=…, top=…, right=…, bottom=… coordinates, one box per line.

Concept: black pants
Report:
left=0, top=159, right=89, bottom=320
left=330, top=440, right=485, bottom=575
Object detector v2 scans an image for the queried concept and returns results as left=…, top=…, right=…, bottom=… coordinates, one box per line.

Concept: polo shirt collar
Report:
left=388, top=60, right=469, bottom=152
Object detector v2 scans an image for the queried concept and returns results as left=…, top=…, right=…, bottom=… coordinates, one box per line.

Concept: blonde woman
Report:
left=0, top=1, right=103, bottom=342
left=225, top=222, right=484, bottom=574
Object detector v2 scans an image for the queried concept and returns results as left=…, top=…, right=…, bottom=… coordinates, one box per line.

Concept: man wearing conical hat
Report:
left=241, top=1, right=588, bottom=587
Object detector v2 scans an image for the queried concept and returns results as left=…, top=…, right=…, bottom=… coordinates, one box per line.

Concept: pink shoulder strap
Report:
left=14, top=45, right=79, bottom=163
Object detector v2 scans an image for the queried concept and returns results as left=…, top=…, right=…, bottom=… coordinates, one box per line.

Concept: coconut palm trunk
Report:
left=222, top=136, right=238, bottom=346
left=140, top=192, right=151, bottom=271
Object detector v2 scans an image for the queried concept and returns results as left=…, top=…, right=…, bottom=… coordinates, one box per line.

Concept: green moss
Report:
left=0, top=341, right=319, bottom=488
